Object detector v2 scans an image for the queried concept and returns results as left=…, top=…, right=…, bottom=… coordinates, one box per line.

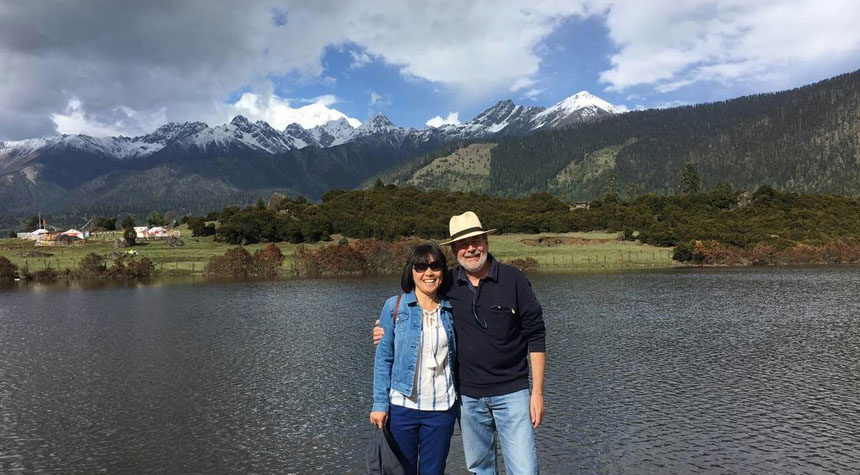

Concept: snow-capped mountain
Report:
left=308, top=117, right=357, bottom=147
left=530, top=91, right=623, bottom=130
left=1, top=91, right=621, bottom=173
left=0, top=90, right=623, bottom=218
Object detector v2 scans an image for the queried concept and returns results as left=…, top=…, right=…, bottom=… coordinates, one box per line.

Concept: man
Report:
left=375, top=211, right=546, bottom=474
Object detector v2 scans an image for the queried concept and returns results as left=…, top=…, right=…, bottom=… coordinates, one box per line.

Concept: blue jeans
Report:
left=389, top=404, right=457, bottom=475
left=460, top=389, right=538, bottom=475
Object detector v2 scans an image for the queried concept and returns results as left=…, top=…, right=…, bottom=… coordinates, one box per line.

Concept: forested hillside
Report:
left=377, top=70, right=860, bottom=200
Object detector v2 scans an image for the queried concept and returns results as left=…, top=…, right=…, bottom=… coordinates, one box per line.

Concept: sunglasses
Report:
left=413, top=261, right=444, bottom=273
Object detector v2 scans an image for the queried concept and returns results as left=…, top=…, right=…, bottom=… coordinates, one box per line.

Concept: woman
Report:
left=371, top=242, right=457, bottom=475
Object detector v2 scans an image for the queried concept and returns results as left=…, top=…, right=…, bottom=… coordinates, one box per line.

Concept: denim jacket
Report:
left=372, top=292, right=456, bottom=412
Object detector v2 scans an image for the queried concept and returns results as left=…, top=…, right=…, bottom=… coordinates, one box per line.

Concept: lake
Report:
left=1, top=267, right=859, bottom=473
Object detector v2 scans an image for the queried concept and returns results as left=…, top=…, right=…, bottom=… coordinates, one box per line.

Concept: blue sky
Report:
left=2, top=0, right=860, bottom=139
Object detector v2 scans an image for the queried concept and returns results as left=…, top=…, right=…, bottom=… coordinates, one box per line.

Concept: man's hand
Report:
left=529, top=352, right=546, bottom=429
left=530, top=392, right=544, bottom=429
left=370, top=411, right=388, bottom=429
left=372, top=319, right=384, bottom=345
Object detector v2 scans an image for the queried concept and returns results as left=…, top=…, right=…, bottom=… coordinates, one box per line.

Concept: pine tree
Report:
left=678, top=163, right=701, bottom=194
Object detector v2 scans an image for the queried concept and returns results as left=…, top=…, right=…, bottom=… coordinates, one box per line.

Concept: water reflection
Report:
left=1, top=267, right=859, bottom=473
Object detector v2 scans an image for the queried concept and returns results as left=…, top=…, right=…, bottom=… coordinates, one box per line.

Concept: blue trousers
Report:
left=388, top=404, right=457, bottom=475
left=460, top=389, right=539, bottom=475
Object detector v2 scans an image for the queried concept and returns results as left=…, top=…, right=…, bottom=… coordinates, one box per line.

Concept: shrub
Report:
left=75, top=253, right=108, bottom=279
left=205, top=247, right=254, bottom=277
left=125, top=258, right=156, bottom=278
left=72, top=253, right=154, bottom=279
left=122, top=227, right=136, bottom=246
left=251, top=244, right=285, bottom=277
left=505, top=257, right=539, bottom=273
left=293, top=238, right=419, bottom=277
left=30, top=268, right=59, bottom=282
left=673, top=240, right=694, bottom=262
left=204, top=244, right=282, bottom=278
left=0, top=256, right=18, bottom=280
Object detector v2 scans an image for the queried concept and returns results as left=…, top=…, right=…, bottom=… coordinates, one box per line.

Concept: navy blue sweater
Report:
left=447, top=255, right=546, bottom=398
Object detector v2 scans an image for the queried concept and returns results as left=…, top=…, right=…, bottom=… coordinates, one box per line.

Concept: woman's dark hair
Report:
left=401, top=241, right=451, bottom=294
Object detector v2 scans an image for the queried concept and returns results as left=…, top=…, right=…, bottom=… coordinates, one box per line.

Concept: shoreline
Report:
left=6, top=229, right=858, bottom=286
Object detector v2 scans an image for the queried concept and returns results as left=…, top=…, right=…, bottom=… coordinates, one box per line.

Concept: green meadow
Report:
left=0, top=226, right=674, bottom=277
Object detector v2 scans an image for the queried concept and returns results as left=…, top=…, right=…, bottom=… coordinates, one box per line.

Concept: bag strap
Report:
left=392, top=295, right=403, bottom=324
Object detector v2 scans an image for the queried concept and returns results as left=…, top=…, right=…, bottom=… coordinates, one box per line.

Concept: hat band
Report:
left=450, top=226, right=486, bottom=241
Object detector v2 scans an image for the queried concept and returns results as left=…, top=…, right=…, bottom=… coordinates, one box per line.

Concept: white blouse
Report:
left=389, top=305, right=456, bottom=411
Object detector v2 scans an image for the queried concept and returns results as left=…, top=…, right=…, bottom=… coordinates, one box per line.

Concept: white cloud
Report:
left=223, top=91, right=360, bottom=129
left=301, top=94, right=337, bottom=106
left=654, top=100, right=690, bottom=109
left=522, top=88, right=545, bottom=101
left=510, top=78, right=538, bottom=92
left=349, top=49, right=374, bottom=69
left=368, top=91, right=391, bottom=107
left=598, top=0, right=860, bottom=92
left=0, top=1, right=598, bottom=139
left=4, top=0, right=860, bottom=139
left=425, top=112, right=460, bottom=128
left=51, top=98, right=167, bottom=137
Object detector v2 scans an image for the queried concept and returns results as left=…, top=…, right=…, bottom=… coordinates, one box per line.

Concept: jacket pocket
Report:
left=490, top=304, right=516, bottom=316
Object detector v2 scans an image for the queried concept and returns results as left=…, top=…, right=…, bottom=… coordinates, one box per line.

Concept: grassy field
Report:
left=0, top=227, right=674, bottom=276
left=488, top=232, right=674, bottom=271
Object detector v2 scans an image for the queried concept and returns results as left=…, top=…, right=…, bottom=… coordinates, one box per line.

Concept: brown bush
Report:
left=505, top=257, right=539, bottom=273
left=74, top=253, right=155, bottom=279
left=30, top=268, right=59, bottom=282
left=125, top=257, right=156, bottom=278
left=293, top=238, right=422, bottom=277
left=75, top=253, right=108, bottom=279
left=206, top=244, right=284, bottom=277
left=252, top=243, right=285, bottom=277
left=0, top=256, right=18, bottom=280
left=206, top=247, right=254, bottom=277
left=680, top=239, right=860, bottom=266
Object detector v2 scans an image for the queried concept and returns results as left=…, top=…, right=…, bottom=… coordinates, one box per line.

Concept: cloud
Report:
left=51, top=98, right=167, bottom=137
left=522, top=88, right=545, bottom=101
left=299, top=94, right=337, bottom=106
left=368, top=91, right=391, bottom=107
left=0, top=0, right=597, bottom=139
left=3, top=0, right=859, bottom=140
left=597, top=0, right=860, bottom=92
left=425, top=112, right=460, bottom=128
left=349, top=49, right=374, bottom=69
left=223, top=91, right=359, bottom=129
left=510, top=78, right=538, bottom=92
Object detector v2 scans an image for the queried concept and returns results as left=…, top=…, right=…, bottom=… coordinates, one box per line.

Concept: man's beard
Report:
left=458, top=251, right=487, bottom=273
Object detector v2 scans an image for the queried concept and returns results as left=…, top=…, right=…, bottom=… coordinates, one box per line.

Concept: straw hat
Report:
left=441, top=211, right=496, bottom=245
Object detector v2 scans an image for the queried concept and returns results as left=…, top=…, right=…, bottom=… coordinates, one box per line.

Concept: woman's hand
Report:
left=370, top=411, right=388, bottom=429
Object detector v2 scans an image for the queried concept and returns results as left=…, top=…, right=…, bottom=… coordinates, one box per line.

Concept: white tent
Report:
left=62, top=229, right=84, bottom=238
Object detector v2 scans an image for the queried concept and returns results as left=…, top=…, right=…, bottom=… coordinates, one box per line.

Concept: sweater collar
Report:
left=455, top=253, right=498, bottom=284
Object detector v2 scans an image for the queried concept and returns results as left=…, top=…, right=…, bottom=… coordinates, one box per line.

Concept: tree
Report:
left=254, top=198, right=266, bottom=210
left=94, top=216, right=117, bottom=230
left=121, top=215, right=135, bottom=230
left=602, top=171, right=619, bottom=197
left=163, top=210, right=179, bottom=226
left=122, top=227, right=137, bottom=246
left=25, top=214, right=39, bottom=230
left=678, top=163, right=701, bottom=194
left=147, top=211, right=165, bottom=227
